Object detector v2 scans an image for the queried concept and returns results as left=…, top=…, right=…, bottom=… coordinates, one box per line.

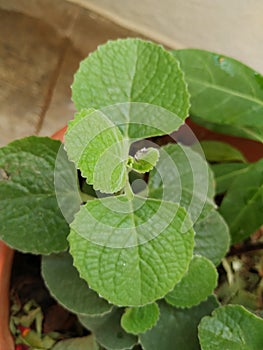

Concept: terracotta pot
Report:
left=0, top=129, right=65, bottom=350
left=0, top=121, right=262, bottom=349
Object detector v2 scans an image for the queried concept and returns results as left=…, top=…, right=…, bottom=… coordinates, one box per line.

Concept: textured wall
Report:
left=68, top=0, right=263, bottom=73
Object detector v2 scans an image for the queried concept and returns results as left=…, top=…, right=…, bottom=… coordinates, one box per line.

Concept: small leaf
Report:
left=53, top=335, right=99, bottom=350
left=219, top=159, right=263, bottom=243
left=148, top=144, right=215, bottom=225
left=0, top=136, right=68, bottom=254
left=121, top=303, right=159, bottom=335
left=194, top=210, right=230, bottom=266
left=79, top=308, right=138, bottom=350
left=131, top=147, right=160, bottom=173
left=172, top=49, right=263, bottom=142
left=65, top=109, right=128, bottom=194
left=139, top=296, right=219, bottom=350
left=68, top=195, right=195, bottom=306
left=198, top=141, right=246, bottom=163
left=72, top=38, right=190, bottom=138
left=211, top=163, right=249, bottom=194
left=198, top=305, right=263, bottom=350
left=165, top=256, right=218, bottom=308
left=42, top=252, right=112, bottom=317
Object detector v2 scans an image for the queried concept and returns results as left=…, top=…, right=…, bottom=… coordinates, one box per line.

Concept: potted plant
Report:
left=1, top=38, right=263, bottom=350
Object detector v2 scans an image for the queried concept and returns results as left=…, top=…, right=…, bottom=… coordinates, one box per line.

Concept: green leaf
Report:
left=198, top=305, right=263, bottom=350
left=0, top=136, right=68, bottom=254
left=53, top=335, right=99, bottom=350
left=194, top=210, right=230, bottom=266
left=42, top=252, right=112, bottom=317
left=172, top=49, right=263, bottom=142
left=65, top=109, right=128, bottom=194
left=72, top=38, right=190, bottom=138
left=198, top=141, right=246, bottom=163
left=219, top=159, right=263, bottom=243
left=130, top=147, right=160, bottom=174
left=68, top=195, right=195, bottom=306
left=79, top=308, right=138, bottom=350
left=139, top=296, right=219, bottom=350
left=165, top=256, right=218, bottom=308
left=148, top=144, right=215, bottom=225
left=211, top=163, right=249, bottom=194
left=121, top=303, right=159, bottom=335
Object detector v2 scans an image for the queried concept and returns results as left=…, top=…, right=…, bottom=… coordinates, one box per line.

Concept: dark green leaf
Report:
left=42, top=252, right=112, bottom=316
left=139, top=296, right=219, bottom=350
left=172, top=49, right=263, bottom=142
left=198, top=141, right=246, bottom=162
left=0, top=136, right=68, bottom=254
left=219, top=159, right=263, bottom=243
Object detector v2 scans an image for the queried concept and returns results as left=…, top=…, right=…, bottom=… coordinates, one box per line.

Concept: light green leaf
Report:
left=42, top=252, right=112, bottom=317
left=165, top=256, right=218, bottom=308
left=0, top=136, right=68, bottom=254
left=139, top=296, right=219, bottom=350
left=121, top=303, right=159, bottom=335
left=211, top=163, right=249, bottom=194
left=194, top=210, right=230, bottom=266
left=65, top=109, right=128, bottom=194
left=219, top=159, right=263, bottom=243
left=148, top=143, right=215, bottom=225
left=198, top=305, right=263, bottom=350
left=131, top=147, right=160, bottom=174
left=79, top=308, right=138, bottom=350
left=172, top=49, right=263, bottom=142
left=53, top=335, right=99, bottom=350
left=72, top=38, right=190, bottom=139
left=68, top=195, right=195, bottom=306
left=198, top=141, right=246, bottom=162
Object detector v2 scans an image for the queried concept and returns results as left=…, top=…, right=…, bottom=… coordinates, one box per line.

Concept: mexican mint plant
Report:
left=1, top=38, right=263, bottom=350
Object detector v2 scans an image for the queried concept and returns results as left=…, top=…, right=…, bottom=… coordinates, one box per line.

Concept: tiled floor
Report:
left=0, top=0, right=141, bottom=146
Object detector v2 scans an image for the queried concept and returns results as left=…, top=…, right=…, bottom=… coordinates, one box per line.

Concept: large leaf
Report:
left=68, top=195, right=195, bottom=306
left=198, top=141, right=246, bottom=163
left=165, top=256, right=218, bottom=308
left=148, top=143, right=215, bottom=226
left=65, top=109, right=128, bottom=194
left=121, top=303, right=159, bottom=335
left=219, top=159, right=263, bottom=243
left=53, top=335, right=99, bottom=350
left=72, top=38, right=190, bottom=139
left=79, top=308, right=137, bottom=350
left=194, top=210, right=230, bottom=266
left=0, top=136, right=68, bottom=254
left=211, top=163, right=249, bottom=194
left=139, top=296, right=219, bottom=350
left=198, top=305, right=263, bottom=350
left=42, top=252, right=112, bottom=316
left=172, top=49, right=263, bottom=142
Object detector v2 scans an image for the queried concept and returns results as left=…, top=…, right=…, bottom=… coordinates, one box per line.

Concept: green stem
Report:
left=125, top=179, right=134, bottom=200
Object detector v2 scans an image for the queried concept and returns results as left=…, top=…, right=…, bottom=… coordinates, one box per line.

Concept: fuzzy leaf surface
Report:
left=172, top=49, right=263, bottom=142
left=219, top=159, right=263, bottom=243
left=165, top=256, right=218, bottom=308
left=72, top=39, right=189, bottom=140
left=121, top=303, right=159, bottom=335
left=69, top=195, right=195, bottom=306
left=139, top=296, right=219, bottom=350
left=0, top=136, right=68, bottom=254
left=194, top=210, right=230, bottom=266
left=65, top=109, right=128, bottom=194
left=198, top=305, right=263, bottom=350
left=42, top=252, right=112, bottom=316
left=148, top=143, right=215, bottom=225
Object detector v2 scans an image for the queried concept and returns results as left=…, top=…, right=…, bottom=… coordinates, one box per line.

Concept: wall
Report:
left=68, top=0, right=263, bottom=73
